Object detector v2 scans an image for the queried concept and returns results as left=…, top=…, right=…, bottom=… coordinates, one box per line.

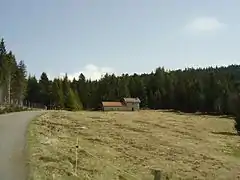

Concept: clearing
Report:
left=27, top=110, right=240, bottom=180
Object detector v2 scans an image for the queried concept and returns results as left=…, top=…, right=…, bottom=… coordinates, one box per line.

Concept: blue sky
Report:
left=0, top=0, right=240, bottom=80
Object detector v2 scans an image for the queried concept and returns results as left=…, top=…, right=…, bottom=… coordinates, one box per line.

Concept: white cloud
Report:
left=60, top=64, right=115, bottom=81
left=185, top=17, right=226, bottom=32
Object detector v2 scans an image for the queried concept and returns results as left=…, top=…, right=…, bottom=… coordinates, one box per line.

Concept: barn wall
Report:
left=103, top=106, right=136, bottom=111
left=102, top=103, right=140, bottom=111
left=103, top=106, right=126, bottom=111
left=125, top=102, right=140, bottom=111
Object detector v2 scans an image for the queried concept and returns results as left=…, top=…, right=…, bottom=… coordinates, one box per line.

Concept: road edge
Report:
left=25, top=112, right=46, bottom=180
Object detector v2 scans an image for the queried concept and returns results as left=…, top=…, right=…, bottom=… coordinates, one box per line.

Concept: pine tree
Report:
left=0, top=38, right=7, bottom=103
left=51, top=78, right=64, bottom=108
left=25, top=76, right=41, bottom=106
left=0, top=38, right=7, bottom=79
left=73, top=89, right=83, bottom=110
left=11, top=60, right=27, bottom=105
left=65, top=88, right=80, bottom=111
left=77, top=73, right=87, bottom=109
left=39, top=72, right=50, bottom=106
left=1, top=51, right=18, bottom=104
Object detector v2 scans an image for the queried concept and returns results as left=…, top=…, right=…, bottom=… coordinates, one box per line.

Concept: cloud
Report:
left=60, top=64, right=115, bottom=81
left=185, top=17, right=226, bottom=32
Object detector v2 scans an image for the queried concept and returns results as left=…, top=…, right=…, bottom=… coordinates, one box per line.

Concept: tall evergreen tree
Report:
left=25, top=75, right=41, bottom=106
left=11, top=60, right=27, bottom=105
left=51, top=78, right=64, bottom=108
left=0, top=38, right=7, bottom=103
left=39, top=72, right=50, bottom=106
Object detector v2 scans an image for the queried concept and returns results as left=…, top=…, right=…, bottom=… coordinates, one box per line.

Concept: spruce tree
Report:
left=51, top=79, right=64, bottom=108
left=65, top=88, right=79, bottom=111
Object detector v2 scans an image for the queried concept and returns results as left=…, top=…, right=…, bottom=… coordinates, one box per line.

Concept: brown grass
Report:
left=27, top=110, right=240, bottom=180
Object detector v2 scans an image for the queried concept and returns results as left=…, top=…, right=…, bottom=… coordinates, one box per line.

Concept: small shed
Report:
left=123, top=98, right=141, bottom=111
left=102, top=101, right=123, bottom=111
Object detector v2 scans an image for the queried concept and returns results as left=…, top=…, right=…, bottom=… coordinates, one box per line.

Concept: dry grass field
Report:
left=27, top=110, right=240, bottom=180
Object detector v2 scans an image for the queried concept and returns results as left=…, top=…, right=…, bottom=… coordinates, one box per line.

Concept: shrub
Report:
left=228, top=92, right=240, bottom=135
left=0, top=109, right=4, bottom=114
left=0, top=105, right=28, bottom=114
left=235, top=115, right=240, bottom=135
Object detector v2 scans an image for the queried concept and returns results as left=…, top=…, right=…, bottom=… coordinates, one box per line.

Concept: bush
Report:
left=235, top=115, right=240, bottom=135
left=0, top=105, right=29, bottom=114
left=0, top=109, right=4, bottom=114
left=228, top=92, right=240, bottom=135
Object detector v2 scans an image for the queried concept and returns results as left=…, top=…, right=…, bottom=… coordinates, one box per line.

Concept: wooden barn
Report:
left=102, top=97, right=141, bottom=111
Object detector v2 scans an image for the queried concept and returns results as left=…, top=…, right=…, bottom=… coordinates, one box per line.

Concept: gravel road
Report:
left=0, top=111, right=43, bottom=180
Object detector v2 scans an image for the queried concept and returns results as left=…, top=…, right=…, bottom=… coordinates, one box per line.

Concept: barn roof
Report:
left=102, top=101, right=123, bottom=107
left=123, top=98, right=141, bottom=103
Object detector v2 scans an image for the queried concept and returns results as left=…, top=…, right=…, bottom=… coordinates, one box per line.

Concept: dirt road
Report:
left=0, top=111, right=43, bottom=180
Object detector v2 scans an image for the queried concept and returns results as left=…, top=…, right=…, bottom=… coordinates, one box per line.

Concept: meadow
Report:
left=27, top=110, right=240, bottom=180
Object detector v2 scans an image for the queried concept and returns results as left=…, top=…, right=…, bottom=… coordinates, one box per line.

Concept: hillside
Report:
left=27, top=111, right=240, bottom=180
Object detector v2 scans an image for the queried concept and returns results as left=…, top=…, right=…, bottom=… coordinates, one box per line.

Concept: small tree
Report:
left=73, top=89, right=83, bottom=110
left=65, top=87, right=83, bottom=111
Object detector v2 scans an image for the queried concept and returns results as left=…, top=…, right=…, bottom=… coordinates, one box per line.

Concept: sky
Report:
left=0, top=0, right=240, bottom=80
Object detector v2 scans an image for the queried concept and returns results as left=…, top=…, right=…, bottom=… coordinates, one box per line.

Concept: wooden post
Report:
left=153, top=170, right=161, bottom=180
left=75, top=137, right=79, bottom=175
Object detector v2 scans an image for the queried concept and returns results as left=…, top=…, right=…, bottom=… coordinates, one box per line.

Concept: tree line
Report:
left=0, top=39, right=27, bottom=105
left=0, top=38, right=239, bottom=134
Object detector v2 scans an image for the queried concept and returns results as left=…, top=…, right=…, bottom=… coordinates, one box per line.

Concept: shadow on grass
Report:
left=211, top=131, right=238, bottom=136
